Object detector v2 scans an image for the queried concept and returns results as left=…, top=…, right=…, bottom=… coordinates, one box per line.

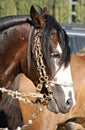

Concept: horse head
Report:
left=27, top=6, right=70, bottom=82
left=27, top=6, right=72, bottom=114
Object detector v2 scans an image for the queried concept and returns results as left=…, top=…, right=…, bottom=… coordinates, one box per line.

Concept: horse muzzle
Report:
left=47, top=84, right=73, bottom=114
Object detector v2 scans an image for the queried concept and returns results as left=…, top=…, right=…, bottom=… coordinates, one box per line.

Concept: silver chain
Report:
left=0, top=87, right=43, bottom=130
left=0, top=87, right=44, bottom=104
left=22, top=103, right=42, bottom=130
left=0, top=103, right=42, bottom=130
left=35, top=36, right=53, bottom=99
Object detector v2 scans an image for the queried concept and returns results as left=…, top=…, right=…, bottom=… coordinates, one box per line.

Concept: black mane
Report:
left=41, top=14, right=70, bottom=69
left=0, top=15, right=30, bottom=31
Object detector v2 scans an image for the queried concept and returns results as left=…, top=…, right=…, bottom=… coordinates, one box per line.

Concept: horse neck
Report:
left=0, top=23, right=30, bottom=88
left=0, top=15, right=30, bottom=31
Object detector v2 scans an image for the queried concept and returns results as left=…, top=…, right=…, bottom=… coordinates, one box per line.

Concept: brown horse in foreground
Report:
left=0, top=6, right=85, bottom=130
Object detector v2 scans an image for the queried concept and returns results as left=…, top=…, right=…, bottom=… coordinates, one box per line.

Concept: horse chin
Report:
left=47, top=98, right=60, bottom=114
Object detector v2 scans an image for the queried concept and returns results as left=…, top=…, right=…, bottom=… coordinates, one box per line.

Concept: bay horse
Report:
left=0, top=6, right=73, bottom=130
left=19, top=6, right=85, bottom=130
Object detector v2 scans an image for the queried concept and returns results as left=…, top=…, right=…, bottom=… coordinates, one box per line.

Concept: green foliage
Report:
left=55, top=0, right=71, bottom=23
left=75, top=0, right=85, bottom=24
left=15, top=0, right=29, bottom=14
left=0, top=0, right=85, bottom=24
left=0, top=0, right=16, bottom=17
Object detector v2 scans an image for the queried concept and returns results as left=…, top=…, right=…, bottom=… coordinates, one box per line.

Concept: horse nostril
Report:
left=57, top=125, right=66, bottom=130
left=61, top=126, right=66, bottom=130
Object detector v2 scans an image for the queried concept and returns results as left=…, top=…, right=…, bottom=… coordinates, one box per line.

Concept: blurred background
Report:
left=0, top=0, right=85, bottom=24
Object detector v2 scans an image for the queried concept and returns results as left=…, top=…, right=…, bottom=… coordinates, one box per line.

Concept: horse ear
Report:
left=42, top=7, right=50, bottom=15
left=30, top=6, right=45, bottom=28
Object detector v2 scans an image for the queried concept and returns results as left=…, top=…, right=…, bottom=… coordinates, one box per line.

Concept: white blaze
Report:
left=53, top=44, right=76, bottom=106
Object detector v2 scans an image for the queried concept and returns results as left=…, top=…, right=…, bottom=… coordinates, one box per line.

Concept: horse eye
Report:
left=51, top=52, right=60, bottom=58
